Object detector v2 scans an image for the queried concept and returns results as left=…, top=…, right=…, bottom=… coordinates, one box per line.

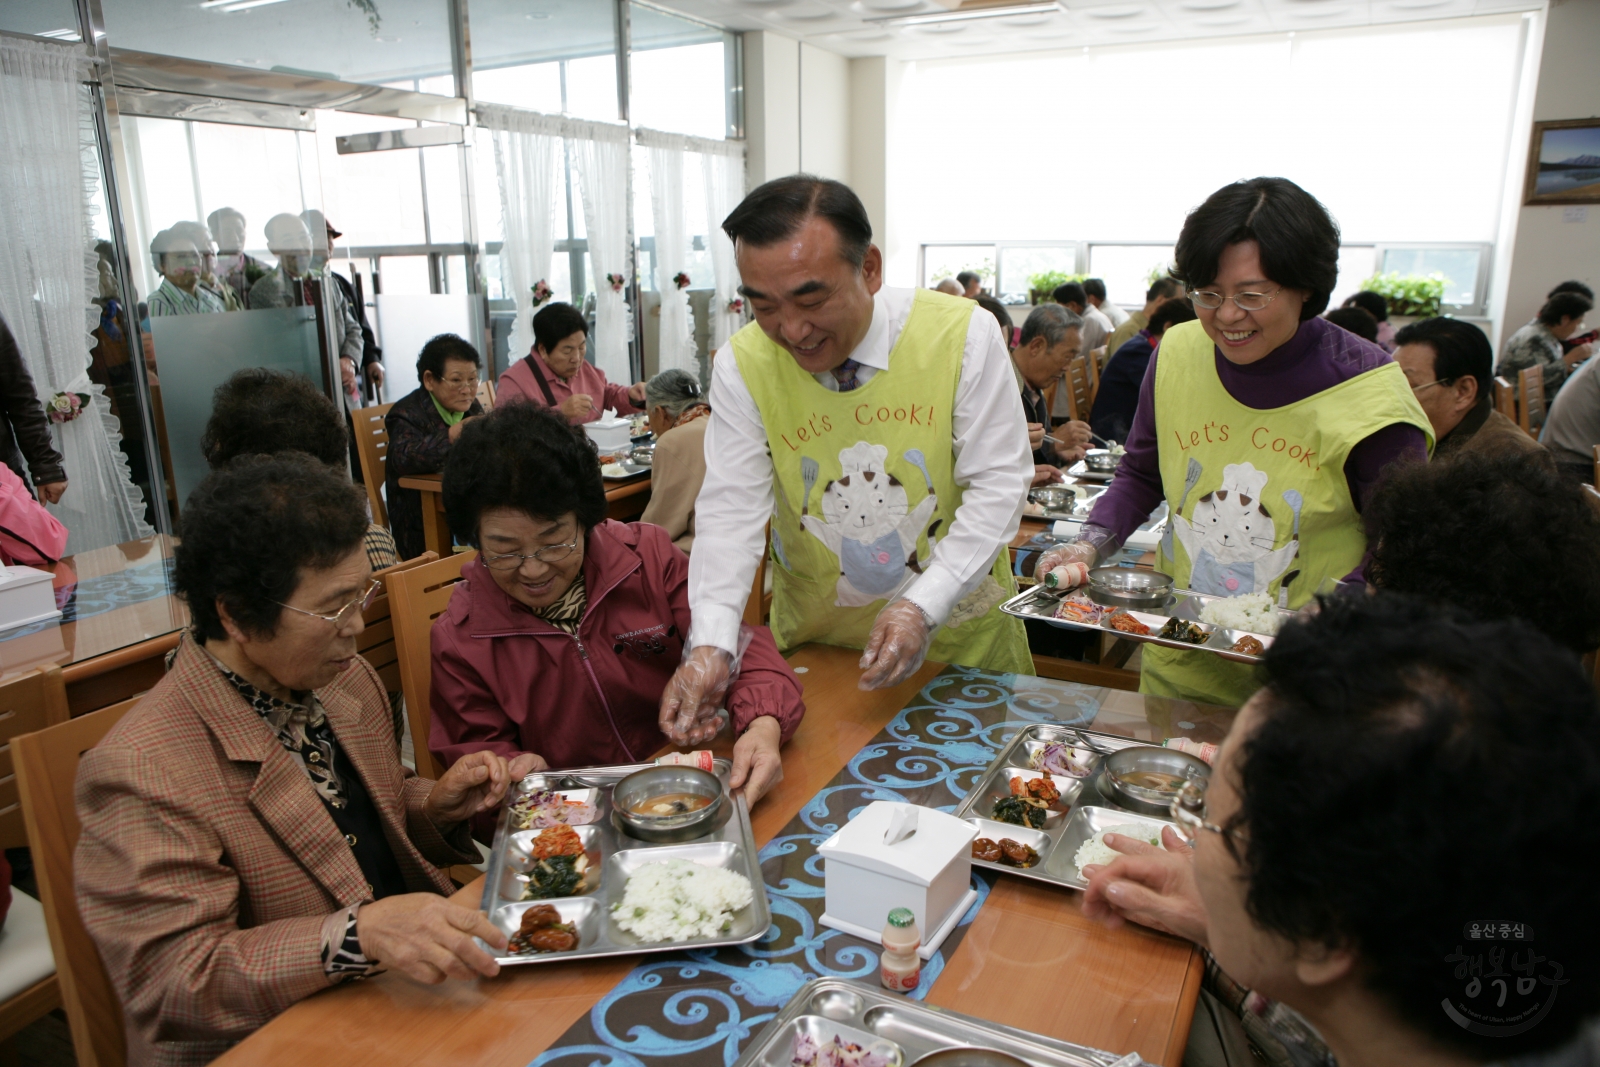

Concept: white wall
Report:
left=744, top=31, right=798, bottom=188
left=1498, top=0, right=1600, bottom=347
left=799, top=43, right=850, bottom=182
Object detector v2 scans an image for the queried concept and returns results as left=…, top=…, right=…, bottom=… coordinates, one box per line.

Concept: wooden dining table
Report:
left=399, top=471, right=654, bottom=556
left=215, top=645, right=1235, bottom=1067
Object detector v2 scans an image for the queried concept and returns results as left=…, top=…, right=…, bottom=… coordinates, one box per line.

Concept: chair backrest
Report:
left=475, top=378, right=496, bottom=413
left=743, top=522, right=772, bottom=627
left=352, top=402, right=394, bottom=527
left=14, top=696, right=141, bottom=1067
left=0, top=665, right=70, bottom=850
left=1517, top=366, right=1546, bottom=437
left=1493, top=376, right=1517, bottom=422
left=1060, top=356, right=1093, bottom=423
left=358, top=551, right=441, bottom=696
left=387, top=550, right=477, bottom=781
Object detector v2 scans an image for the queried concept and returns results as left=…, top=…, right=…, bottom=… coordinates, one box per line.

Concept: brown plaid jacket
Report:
left=74, top=636, right=478, bottom=1067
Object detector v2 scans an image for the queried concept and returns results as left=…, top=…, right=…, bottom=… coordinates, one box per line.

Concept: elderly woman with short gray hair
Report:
left=638, top=369, right=712, bottom=553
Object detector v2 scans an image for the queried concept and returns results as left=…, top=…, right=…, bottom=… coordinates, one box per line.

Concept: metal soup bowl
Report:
left=1083, top=448, right=1122, bottom=473
left=1030, top=485, right=1071, bottom=512
left=1086, top=567, right=1173, bottom=609
left=629, top=442, right=656, bottom=467
left=611, top=766, right=724, bottom=842
left=1098, top=745, right=1211, bottom=816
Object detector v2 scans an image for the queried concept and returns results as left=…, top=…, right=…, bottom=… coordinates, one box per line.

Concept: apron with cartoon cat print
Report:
left=1146, top=320, right=1433, bottom=706
left=731, top=289, right=1032, bottom=676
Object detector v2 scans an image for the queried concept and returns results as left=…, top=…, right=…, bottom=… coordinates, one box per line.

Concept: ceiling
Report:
left=652, top=0, right=1541, bottom=61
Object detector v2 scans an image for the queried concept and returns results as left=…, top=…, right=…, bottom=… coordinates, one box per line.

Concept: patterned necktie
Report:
left=833, top=358, right=862, bottom=392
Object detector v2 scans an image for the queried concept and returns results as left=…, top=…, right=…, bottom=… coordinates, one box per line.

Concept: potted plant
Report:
left=1358, top=271, right=1448, bottom=320
left=1028, top=270, right=1084, bottom=306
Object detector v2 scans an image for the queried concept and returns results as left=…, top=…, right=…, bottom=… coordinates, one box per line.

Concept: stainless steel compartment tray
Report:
left=999, top=583, right=1291, bottom=663
left=951, top=725, right=1177, bottom=894
left=478, top=760, right=771, bottom=966
left=733, top=977, right=1142, bottom=1067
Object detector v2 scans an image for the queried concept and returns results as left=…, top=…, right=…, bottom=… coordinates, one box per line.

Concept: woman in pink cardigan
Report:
left=497, top=302, right=646, bottom=424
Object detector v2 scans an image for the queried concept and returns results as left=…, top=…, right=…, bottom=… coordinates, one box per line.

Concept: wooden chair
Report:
left=0, top=665, right=71, bottom=850
left=1493, top=376, right=1517, bottom=423
left=352, top=402, right=394, bottom=527
left=743, top=522, right=772, bottom=627
left=1517, top=366, right=1546, bottom=438
left=358, top=552, right=440, bottom=752
left=474, top=378, right=496, bottom=413
left=1058, top=355, right=1094, bottom=423
left=13, top=695, right=141, bottom=1067
left=387, top=550, right=477, bottom=782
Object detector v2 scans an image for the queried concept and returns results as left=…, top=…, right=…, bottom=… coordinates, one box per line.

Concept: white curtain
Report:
left=478, top=104, right=560, bottom=363
left=700, top=145, right=746, bottom=352
left=0, top=37, right=153, bottom=553
left=568, top=119, right=634, bottom=387
left=646, top=142, right=695, bottom=375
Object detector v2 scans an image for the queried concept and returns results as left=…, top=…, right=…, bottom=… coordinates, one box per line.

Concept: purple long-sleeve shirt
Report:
left=1083, top=316, right=1428, bottom=583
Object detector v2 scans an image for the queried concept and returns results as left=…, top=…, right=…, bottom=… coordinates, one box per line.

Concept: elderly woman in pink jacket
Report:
left=428, top=402, right=804, bottom=812
left=497, top=302, right=647, bottom=424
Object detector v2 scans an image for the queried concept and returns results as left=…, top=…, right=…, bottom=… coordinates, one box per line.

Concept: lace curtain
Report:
left=646, top=142, right=695, bottom=375
left=700, top=144, right=746, bottom=353
left=0, top=37, right=154, bottom=553
left=478, top=104, right=560, bottom=365
left=568, top=120, right=633, bottom=387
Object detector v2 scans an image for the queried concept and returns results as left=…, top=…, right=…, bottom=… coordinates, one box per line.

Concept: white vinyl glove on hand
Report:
left=858, top=598, right=936, bottom=691
left=1034, top=540, right=1098, bottom=590
left=658, top=629, right=756, bottom=746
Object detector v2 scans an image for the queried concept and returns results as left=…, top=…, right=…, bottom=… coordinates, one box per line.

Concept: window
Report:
left=921, top=245, right=994, bottom=290
left=629, top=4, right=731, bottom=140
left=1, top=0, right=80, bottom=39
left=1086, top=245, right=1175, bottom=309
left=1378, top=246, right=1489, bottom=312
left=469, top=0, right=619, bottom=122
left=996, top=245, right=1075, bottom=304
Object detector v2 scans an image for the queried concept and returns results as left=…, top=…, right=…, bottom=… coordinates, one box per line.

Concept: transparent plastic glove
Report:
left=658, top=629, right=755, bottom=746
left=1034, top=540, right=1098, bottom=588
left=858, top=598, right=936, bottom=691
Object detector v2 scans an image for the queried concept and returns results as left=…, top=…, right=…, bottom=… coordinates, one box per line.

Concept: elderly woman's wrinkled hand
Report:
left=659, top=645, right=733, bottom=746
left=507, top=751, right=549, bottom=781
left=1080, top=826, right=1209, bottom=945
left=357, top=895, right=506, bottom=983
left=729, top=716, right=784, bottom=807
left=425, top=750, right=513, bottom=825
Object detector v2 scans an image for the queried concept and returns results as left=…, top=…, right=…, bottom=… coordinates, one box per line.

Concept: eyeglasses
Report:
left=276, top=578, right=381, bottom=631
left=1169, top=778, right=1246, bottom=845
left=438, top=375, right=479, bottom=391
left=1189, top=288, right=1282, bottom=313
left=482, top=532, right=581, bottom=570
left=1411, top=377, right=1451, bottom=393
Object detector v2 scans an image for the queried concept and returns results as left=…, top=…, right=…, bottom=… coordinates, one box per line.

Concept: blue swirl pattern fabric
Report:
left=0, top=553, right=177, bottom=643
left=530, top=666, right=1105, bottom=1067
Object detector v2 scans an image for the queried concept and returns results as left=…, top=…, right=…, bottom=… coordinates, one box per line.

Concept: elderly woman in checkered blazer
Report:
left=74, top=456, right=515, bottom=1067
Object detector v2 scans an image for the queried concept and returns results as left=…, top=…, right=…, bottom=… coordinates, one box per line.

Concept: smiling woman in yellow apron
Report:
left=1036, top=178, right=1433, bottom=707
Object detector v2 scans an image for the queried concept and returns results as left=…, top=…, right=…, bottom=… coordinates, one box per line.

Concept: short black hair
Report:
left=1146, top=277, right=1183, bottom=302
left=1364, top=451, right=1600, bottom=653
left=974, top=296, right=1012, bottom=346
left=722, top=174, right=872, bottom=270
left=1342, top=289, right=1389, bottom=322
left=1549, top=279, right=1593, bottom=301
left=416, top=332, right=481, bottom=382
left=1052, top=282, right=1086, bottom=307
left=1081, top=278, right=1106, bottom=301
left=1173, top=177, right=1340, bottom=319
left=1147, top=299, right=1196, bottom=336
left=1239, top=591, right=1600, bottom=1059
left=1392, top=316, right=1492, bottom=400
left=174, top=455, right=368, bottom=642
left=201, top=369, right=347, bottom=469
left=443, top=402, right=607, bottom=544
left=1537, top=291, right=1593, bottom=328
left=956, top=271, right=980, bottom=289
left=1323, top=306, right=1378, bottom=343
left=533, top=302, right=587, bottom=356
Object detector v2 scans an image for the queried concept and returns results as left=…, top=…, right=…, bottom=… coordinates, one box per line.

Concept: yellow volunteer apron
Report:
left=732, top=290, right=1032, bottom=675
left=1144, top=320, right=1433, bottom=706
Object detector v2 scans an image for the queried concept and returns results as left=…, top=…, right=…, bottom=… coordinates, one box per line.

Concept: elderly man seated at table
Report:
left=1089, top=299, right=1196, bottom=445
left=385, top=332, right=486, bottom=560
left=1391, top=316, right=1548, bottom=463
left=637, top=368, right=711, bottom=553
left=1085, top=593, right=1600, bottom=1067
left=75, top=456, right=516, bottom=1067
left=429, top=402, right=805, bottom=822
left=497, top=301, right=645, bottom=424
left=1011, top=304, right=1091, bottom=486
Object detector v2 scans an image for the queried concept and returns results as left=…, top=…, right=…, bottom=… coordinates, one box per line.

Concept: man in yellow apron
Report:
left=660, top=176, right=1034, bottom=741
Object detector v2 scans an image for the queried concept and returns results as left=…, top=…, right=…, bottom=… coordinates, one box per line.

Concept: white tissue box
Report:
left=583, top=412, right=633, bottom=455
left=0, top=566, right=61, bottom=633
left=818, top=801, right=978, bottom=959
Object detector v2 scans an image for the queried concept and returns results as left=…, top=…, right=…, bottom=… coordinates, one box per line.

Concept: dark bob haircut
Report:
left=416, top=332, right=481, bottom=382
left=533, top=302, right=587, bottom=356
left=1538, top=291, right=1594, bottom=328
left=1147, top=299, right=1196, bottom=335
left=174, top=454, right=368, bottom=642
left=1052, top=282, right=1087, bottom=307
left=442, top=401, right=607, bottom=544
left=722, top=174, right=873, bottom=270
left=201, top=368, right=346, bottom=469
left=1323, top=306, right=1378, bottom=343
left=1392, top=316, right=1493, bottom=401
left=1364, top=450, right=1600, bottom=653
left=1238, top=591, right=1600, bottom=1059
left=1173, top=177, right=1340, bottom=319
left=1549, top=279, right=1593, bottom=301
left=1342, top=289, right=1390, bottom=323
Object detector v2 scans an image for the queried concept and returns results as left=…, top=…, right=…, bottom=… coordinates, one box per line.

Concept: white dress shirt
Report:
left=1096, top=299, right=1130, bottom=328
left=687, top=287, right=1032, bottom=656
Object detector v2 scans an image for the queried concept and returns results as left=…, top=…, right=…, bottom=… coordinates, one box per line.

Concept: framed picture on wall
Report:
left=1524, top=118, right=1600, bottom=205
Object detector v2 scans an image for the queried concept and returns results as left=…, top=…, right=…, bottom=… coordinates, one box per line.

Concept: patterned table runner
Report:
left=531, top=665, right=1107, bottom=1067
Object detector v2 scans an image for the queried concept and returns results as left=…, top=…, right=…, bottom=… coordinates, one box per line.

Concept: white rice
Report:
left=1199, top=593, right=1280, bottom=636
left=1073, top=825, right=1164, bottom=873
left=611, top=859, right=754, bottom=942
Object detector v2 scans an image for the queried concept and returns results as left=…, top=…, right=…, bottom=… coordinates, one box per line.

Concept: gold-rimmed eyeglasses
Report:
left=1169, top=778, right=1245, bottom=845
left=276, top=578, right=381, bottom=631
left=482, top=533, right=581, bottom=570
left=1189, top=288, right=1282, bottom=313
left=1410, top=378, right=1450, bottom=393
